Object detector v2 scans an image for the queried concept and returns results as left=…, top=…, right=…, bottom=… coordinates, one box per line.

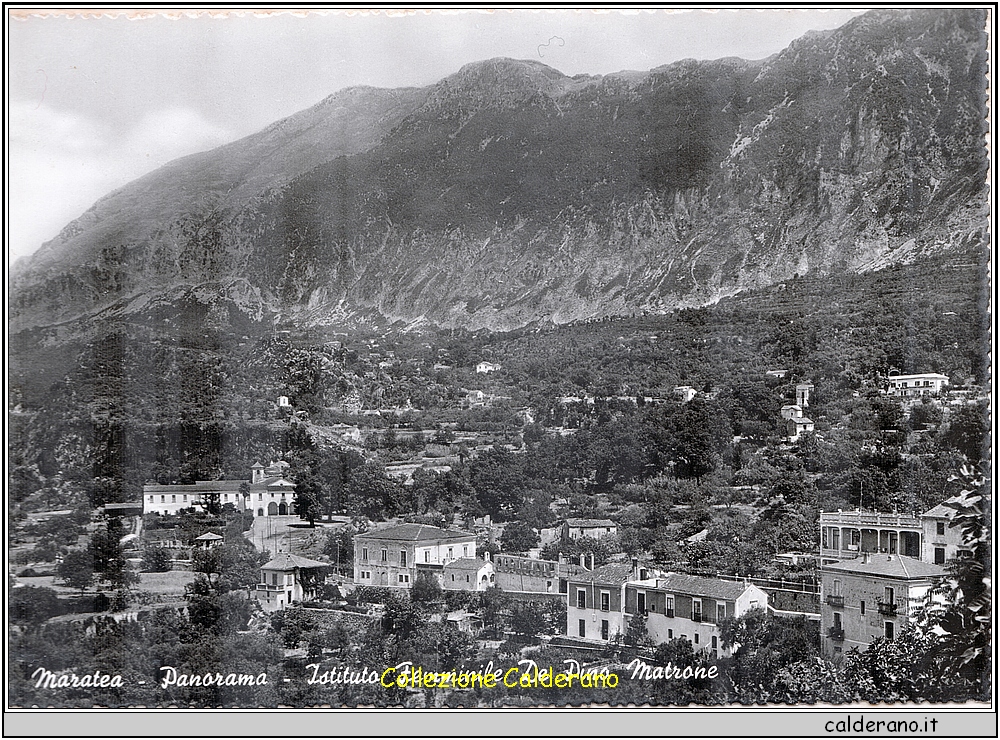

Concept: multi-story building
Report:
left=255, top=552, right=329, bottom=612
left=353, top=523, right=477, bottom=588
left=566, top=562, right=641, bottom=643
left=819, top=509, right=924, bottom=564
left=819, top=503, right=969, bottom=567
left=624, top=574, right=768, bottom=658
left=566, top=562, right=769, bottom=654
left=142, top=461, right=296, bottom=517
left=920, top=503, right=970, bottom=564
left=819, top=553, right=944, bottom=659
left=886, top=372, right=949, bottom=397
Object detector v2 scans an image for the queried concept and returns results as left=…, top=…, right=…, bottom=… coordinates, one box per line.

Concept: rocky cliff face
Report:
left=10, top=9, right=989, bottom=335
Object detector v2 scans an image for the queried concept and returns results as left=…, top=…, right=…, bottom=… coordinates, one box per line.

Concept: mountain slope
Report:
left=10, top=8, right=989, bottom=334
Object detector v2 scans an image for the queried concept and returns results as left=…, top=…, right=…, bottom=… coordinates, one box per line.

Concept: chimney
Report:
left=631, top=557, right=639, bottom=580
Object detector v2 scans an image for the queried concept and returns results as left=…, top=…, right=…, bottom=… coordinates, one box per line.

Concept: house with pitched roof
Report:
left=624, top=573, right=768, bottom=658
left=920, top=503, right=971, bottom=564
left=819, top=553, right=945, bottom=659
left=353, top=523, right=477, bottom=588
left=565, top=562, right=643, bottom=643
left=255, top=552, right=329, bottom=612
left=442, top=557, right=495, bottom=591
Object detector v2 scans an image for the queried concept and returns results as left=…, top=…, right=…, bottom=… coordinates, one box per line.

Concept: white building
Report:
left=142, top=461, right=296, bottom=518
left=886, top=373, right=949, bottom=397
left=255, top=552, right=328, bottom=612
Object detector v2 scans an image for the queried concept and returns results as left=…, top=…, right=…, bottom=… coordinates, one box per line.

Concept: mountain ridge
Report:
left=10, top=8, right=989, bottom=336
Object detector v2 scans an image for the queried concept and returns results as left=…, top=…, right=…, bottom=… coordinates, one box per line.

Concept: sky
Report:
left=6, top=7, right=863, bottom=263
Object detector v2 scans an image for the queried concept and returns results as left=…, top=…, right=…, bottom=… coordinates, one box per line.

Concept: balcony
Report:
left=691, top=613, right=703, bottom=623
left=878, top=601, right=898, bottom=616
left=665, top=608, right=675, bottom=618
left=825, top=595, right=845, bottom=607
left=827, top=627, right=844, bottom=640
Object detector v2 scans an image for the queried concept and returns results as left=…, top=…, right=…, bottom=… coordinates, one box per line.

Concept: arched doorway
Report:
left=257, top=508, right=264, bottom=517
left=267, top=502, right=278, bottom=516
left=278, top=502, right=288, bottom=515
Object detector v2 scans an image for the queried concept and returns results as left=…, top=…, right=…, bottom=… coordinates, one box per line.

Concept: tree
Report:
left=57, top=549, right=94, bottom=594
left=10, top=586, right=62, bottom=625
left=410, top=571, right=443, bottom=604
left=346, top=461, right=401, bottom=520
left=500, top=521, right=539, bottom=554
left=912, top=464, right=990, bottom=699
left=142, top=546, right=172, bottom=573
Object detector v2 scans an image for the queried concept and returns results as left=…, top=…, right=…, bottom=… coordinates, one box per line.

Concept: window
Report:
left=466, top=575, right=470, bottom=583
left=637, top=591, right=646, bottom=614
left=577, top=589, right=586, bottom=609
left=601, top=620, right=609, bottom=641
left=884, top=586, right=895, bottom=605
left=148, top=495, right=153, bottom=503
left=665, top=596, right=675, bottom=617
left=717, top=603, right=726, bottom=622
left=400, top=550, right=407, bottom=567
left=936, top=522, right=946, bottom=536
left=183, top=495, right=188, bottom=502
left=692, top=599, right=703, bottom=621
left=362, top=547, right=368, bottom=562
left=448, top=547, right=453, bottom=559
left=712, top=635, right=718, bottom=651
left=463, top=546, right=469, bottom=557
left=832, top=529, right=840, bottom=549
left=258, top=493, right=262, bottom=500
left=161, top=495, right=165, bottom=503
left=833, top=579, right=842, bottom=596
left=451, top=574, right=455, bottom=581
left=578, top=620, right=586, bottom=638
left=668, top=629, right=673, bottom=639
left=884, top=621, right=895, bottom=640
left=860, top=600, right=866, bottom=616
left=694, top=634, right=699, bottom=644
left=381, top=549, right=388, bottom=562
left=600, top=591, right=610, bottom=612
left=935, top=547, right=946, bottom=564
left=424, top=550, right=430, bottom=563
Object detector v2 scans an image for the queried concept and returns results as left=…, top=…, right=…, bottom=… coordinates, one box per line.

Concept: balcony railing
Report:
left=878, top=601, right=898, bottom=616
left=827, top=627, right=844, bottom=640
left=826, top=595, right=845, bottom=607
left=691, top=613, right=703, bottom=623
left=665, top=608, right=675, bottom=618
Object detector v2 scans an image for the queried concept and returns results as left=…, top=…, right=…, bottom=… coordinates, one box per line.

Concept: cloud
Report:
left=8, top=103, right=234, bottom=263
left=123, top=107, right=234, bottom=166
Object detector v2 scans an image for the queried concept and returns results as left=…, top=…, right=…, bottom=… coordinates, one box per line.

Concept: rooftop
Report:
left=822, top=554, right=946, bottom=580
left=444, top=558, right=489, bottom=572
left=922, top=503, right=956, bottom=520
left=565, top=518, right=616, bottom=529
left=261, top=553, right=328, bottom=571
left=654, top=573, right=759, bottom=602
left=569, top=562, right=634, bottom=586
left=355, top=523, right=475, bottom=543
